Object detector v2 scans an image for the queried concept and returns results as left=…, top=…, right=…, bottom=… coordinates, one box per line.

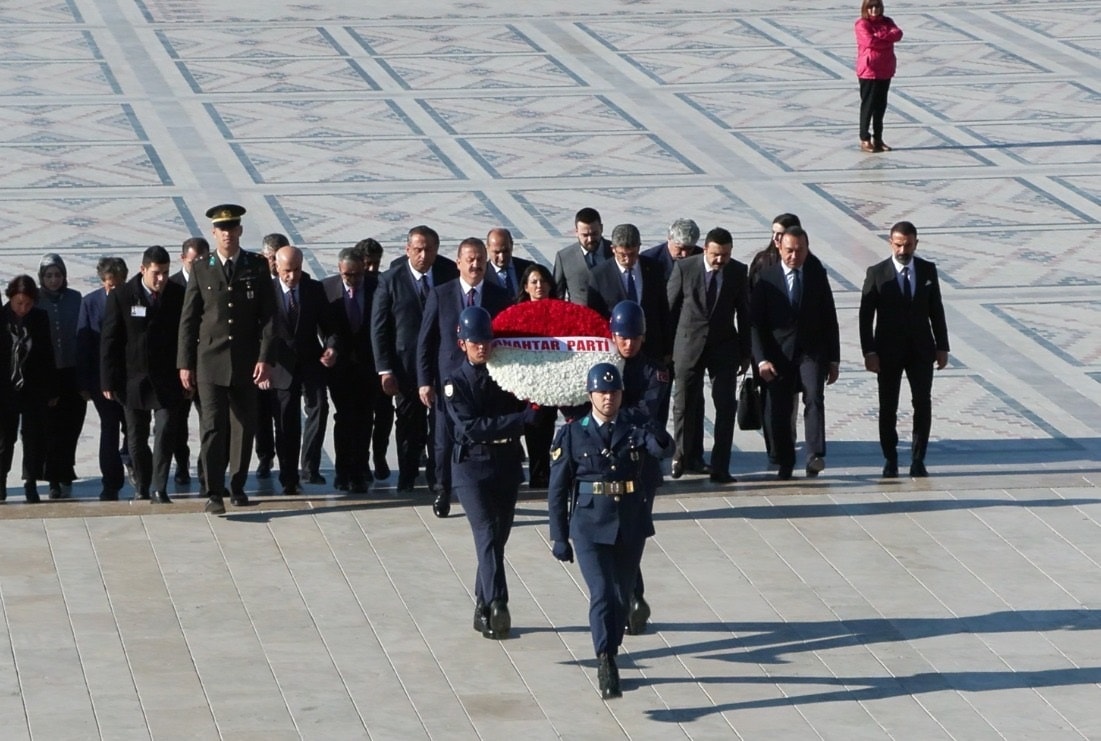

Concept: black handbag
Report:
left=737, top=371, right=763, bottom=431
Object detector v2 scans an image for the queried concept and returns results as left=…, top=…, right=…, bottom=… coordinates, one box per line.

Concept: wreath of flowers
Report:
left=488, top=298, right=622, bottom=406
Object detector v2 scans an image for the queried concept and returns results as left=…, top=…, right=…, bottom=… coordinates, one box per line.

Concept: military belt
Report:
left=578, top=481, right=636, bottom=496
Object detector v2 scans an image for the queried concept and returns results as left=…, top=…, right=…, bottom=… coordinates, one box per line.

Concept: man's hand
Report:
left=319, top=348, right=337, bottom=368
left=827, top=362, right=840, bottom=385
left=179, top=368, right=195, bottom=392
left=758, top=361, right=778, bottom=383
left=935, top=351, right=948, bottom=370
left=253, top=362, right=271, bottom=389
left=419, top=385, right=435, bottom=408
left=102, top=391, right=114, bottom=401
left=864, top=353, right=880, bottom=374
left=380, top=373, right=399, bottom=397
left=552, top=541, right=574, bottom=563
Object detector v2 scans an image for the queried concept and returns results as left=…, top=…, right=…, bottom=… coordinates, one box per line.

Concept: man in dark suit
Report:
left=269, top=246, right=336, bottom=495
left=169, top=237, right=209, bottom=487
left=859, top=220, right=950, bottom=478
left=751, top=226, right=840, bottom=481
left=372, top=225, right=459, bottom=494
left=322, top=246, right=376, bottom=493
left=254, top=233, right=288, bottom=481
left=486, top=227, right=533, bottom=300
left=641, top=218, right=702, bottom=281
left=417, top=237, right=512, bottom=517
left=178, top=204, right=277, bottom=514
left=101, top=246, right=186, bottom=504
left=552, top=207, right=612, bottom=305
left=667, top=228, right=751, bottom=483
left=587, top=223, right=671, bottom=363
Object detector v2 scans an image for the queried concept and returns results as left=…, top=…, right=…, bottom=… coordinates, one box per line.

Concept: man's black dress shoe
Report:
left=174, top=469, right=191, bottom=485
left=282, top=482, right=302, bottom=496
left=134, top=491, right=151, bottom=501
left=99, top=489, right=120, bottom=502
left=334, top=477, right=349, bottom=491
left=396, top=476, right=415, bottom=493
left=349, top=478, right=369, bottom=494
left=48, top=483, right=62, bottom=500
left=433, top=489, right=451, bottom=518
left=24, top=482, right=40, bottom=503
left=806, top=455, right=825, bottom=478
left=626, top=596, right=650, bottom=636
left=256, top=459, right=272, bottom=479
left=686, top=460, right=711, bottom=475
left=487, top=599, right=511, bottom=638
left=597, top=654, right=621, bottom=699
left=910, top=461, right=928, bottom=478
left=670, top=458, right=684, bottom=479
left=151, top=491, right=171, bottom=504
left=473, top=600, right=487, bottom=633
left=883, top=460, right=899, bottom=478
left=709, top=472, right=735, bottom=484
left=304, top=472, right=325, bottom=485
left=230, top=489, right=249, bottom=507
left=204, top=496, right=226, bottom=514
left=777, top=466, right=794, bottom=481
left=374, top=460, right=391, bottom=480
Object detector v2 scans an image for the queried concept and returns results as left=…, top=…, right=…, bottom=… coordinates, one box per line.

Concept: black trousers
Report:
left=43, top=367, right=86, bottom=485
left=90, top=393, right=128, bottom=492
left=171, top=392, right=201, bottom=479
left=198, top=381, right=257, bottom=496
left=255, top=388, right=276, bottom=464
left=124, top=405, right=178, bottom=495
left=877, top=354, right=934, bottom=463
left=299, top=375, right=328, bottom=476
left=370, top=392, right=393, bottom=468
left=0, top=395, right=47, bottom=483
left=394, top=385, right=432, bottom=486
left=859, top=77, right=892, bottom=142
left=764, top=355, right=827, bottom=469
left=328, top=364, right=373, bottom=484
left=673, top=344, right=737, bottom=475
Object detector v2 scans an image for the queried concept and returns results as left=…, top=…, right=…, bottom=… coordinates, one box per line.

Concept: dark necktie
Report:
left=601, top=421, right=613, bottom=450
left=791, top=268, right=802, bottom=310
left=287, top=288, right=298, bottom=327
left=705, top=269, right=717, bottom=313
left=902, top=266, right=912, bottom=301
left=223, top=258, right=234, bottom=282
left=419, top=275, right=429, bottom=305
left=149, top=291, right=158, bottom=308
left=585, top=250, right=597, bottom=269
left=347, top=286, right=361, bottom=332
left=499, top=269, right=512, bottom=295
left=626, top=269, right=638, bottom=303
left=466, top=288, right=476, bottom=307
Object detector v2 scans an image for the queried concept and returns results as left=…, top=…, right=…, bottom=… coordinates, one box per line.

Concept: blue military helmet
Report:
left=456, top=305, right=494, bottom=342
left=586, top=362, right=623, bottom=392
left=609, top=300, right=645, bottom=337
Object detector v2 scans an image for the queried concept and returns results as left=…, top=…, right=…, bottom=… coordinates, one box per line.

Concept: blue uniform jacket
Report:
left=548, top=409, right=673, bottom=546
left=445, top=361, right=529, bottom=488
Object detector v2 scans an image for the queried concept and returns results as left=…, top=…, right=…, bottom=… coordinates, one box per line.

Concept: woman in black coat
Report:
left=0, top=275, right=59, bottom=502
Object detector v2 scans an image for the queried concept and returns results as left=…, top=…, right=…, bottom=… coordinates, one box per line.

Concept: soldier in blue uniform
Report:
left=445, top=306, right=536, bottom=640
left=548, top=362, right=674, bottom=699
left=609, top=300, right=672, bottom=636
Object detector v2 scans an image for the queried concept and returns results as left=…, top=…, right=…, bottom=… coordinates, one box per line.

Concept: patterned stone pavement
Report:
left=0, top=0, right=1098, bottom=738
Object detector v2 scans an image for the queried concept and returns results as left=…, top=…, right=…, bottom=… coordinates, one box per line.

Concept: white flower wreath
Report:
left=487, top=339, right=623, bottom=407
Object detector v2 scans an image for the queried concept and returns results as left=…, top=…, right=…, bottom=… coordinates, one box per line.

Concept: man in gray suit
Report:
left=552, top=207, right=612, bottom=305
left=667, top=227, right=751, bottom=483
left=178, top=204, right=277, bottom=514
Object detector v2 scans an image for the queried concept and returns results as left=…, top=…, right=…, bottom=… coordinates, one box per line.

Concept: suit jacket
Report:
left=552, top=239, right=612, bottom=305
left=488, top=256, right=534, bottom=301
left=269, top=275, right=335, bottom=390
left=322, top=272, right=376, bottom=374
left=586, top=255, right=672, bottom=359
left=76, top=287, right=108, bottom=395
left=750, top=260, right=840, bottom=375
left=0, top=305, right=58, bottom=404
left=859, top=256, right=949, bottom=363
left=642, top=242, right=702, bottom=281
left=667, top=253, right=751, bottom=366
left=169, top=270, right=189, bottom=289
left=101, top=275, right=186, bottom=410
left=178, top=249, right=277, bottom=386
left=416, top=279, right=512, bottom=389
left=371, top=258, right=460, bottom=387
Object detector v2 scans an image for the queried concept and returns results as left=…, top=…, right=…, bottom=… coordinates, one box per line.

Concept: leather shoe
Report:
left=282, top=482, right=302, bottom=496
left=230, top=489, right=250, bottom=507
left=597, top=654, right=621, bottom=700
left=882, top=460, right=899, bottom=478
left=134, top=491, right=151, bottom=501
left=374, top=460, right=391, bottom=480
left=174, top=468, right=191, bottom=485
left=626, top=596, right=650, bottom=636
left=24, top=482, right=40, bottom=503
left=777, top=466, right=794, bottom=481
left=875, top=139, right=892, bottom=152
left=48, top=483, right=62, bottom=500
left=860, top=139, right=876, bottom=152
left=910, top=461, right=928, bottom=478
left=349, top=478, right=369, bottom=494
left=670, top=458, right=684, bottom=479
left=473, top=600, right=487, bottom=633
left=204, top=496, right=226, bottom=514
left=304, top=472, right=325, bottom=485
left=152, top=491, right=171, bottom=504
left=806, top=455, right=825, bottom=478
left=256, top=459, right=272, bottom=479
left=686, top=460, right=711, bottom=475
left=709, top=472, right=735, bottom=484
left=333, top=477, right=349, bottom=491
left=396, top=476, right=415, bottom=493
left=433, top=490, right=451, bottom=518
left=487, top=599, right=511, bottom=639
left=99, top=489, right=120, bottom=502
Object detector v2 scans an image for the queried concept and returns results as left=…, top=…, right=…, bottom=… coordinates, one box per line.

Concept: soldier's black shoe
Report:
left=204, top=495, right=226, bottom=514
left=473, top=600, right=487, bottom=633
left=230, top=489, right=249, bottom=507
left=597, top=654, right=622, bottom=699
left=433, top=489, right=451, bottom=518
left=488, top=600, right=511, bottom=638
left=626, top=596, right=650, bottom=636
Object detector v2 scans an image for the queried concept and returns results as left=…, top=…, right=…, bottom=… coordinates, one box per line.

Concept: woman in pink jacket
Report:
left=855, top=0, right=903, bottom=152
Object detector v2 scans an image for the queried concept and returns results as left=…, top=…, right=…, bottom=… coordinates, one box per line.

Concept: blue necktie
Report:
left=626, top=269, right=638, bottom=303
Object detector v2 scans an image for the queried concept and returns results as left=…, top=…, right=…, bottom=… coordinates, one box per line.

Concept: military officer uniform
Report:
left=445, top=307, right=534, bottom=639
left=548, top=363, right=674, bottom=699
left=178, top=204, right=276, bottom=513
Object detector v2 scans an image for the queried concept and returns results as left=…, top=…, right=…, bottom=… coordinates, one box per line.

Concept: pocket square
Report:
left=924, top=280, right=933, bottom=286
